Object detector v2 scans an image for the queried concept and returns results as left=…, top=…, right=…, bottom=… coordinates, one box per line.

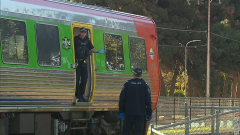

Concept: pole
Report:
left=185, top=46, right=187, bottom=98
left=179, top=69, right=181, bottom=97
left=184, top=40, right=201, bottom=98
left=206, top=0, right=212, bottom=98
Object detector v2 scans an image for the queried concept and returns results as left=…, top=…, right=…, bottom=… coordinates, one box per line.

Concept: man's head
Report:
left=133, top=68, right=142, bottom=78
left=79, top=27, right=87, bottom=39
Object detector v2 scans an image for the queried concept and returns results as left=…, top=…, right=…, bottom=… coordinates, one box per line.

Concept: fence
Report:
left=151, top=97, right=240, bottom=126
left=150, top=97, right=240, bottom=135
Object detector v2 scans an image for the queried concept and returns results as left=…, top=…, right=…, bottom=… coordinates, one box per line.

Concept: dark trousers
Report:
left=75, top=60, right=88, bottom=99
left=123, top=115, right=145, bottom=135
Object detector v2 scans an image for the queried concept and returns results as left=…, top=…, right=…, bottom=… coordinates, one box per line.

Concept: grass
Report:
left=147, top=126, right=235, bottom=135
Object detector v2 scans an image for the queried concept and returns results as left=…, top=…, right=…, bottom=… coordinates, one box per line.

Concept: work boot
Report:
left=77, top=96, right=88, bottom=102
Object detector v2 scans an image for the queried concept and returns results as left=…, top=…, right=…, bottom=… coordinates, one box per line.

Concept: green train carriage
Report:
left=0, top=0, right=161, bottom=134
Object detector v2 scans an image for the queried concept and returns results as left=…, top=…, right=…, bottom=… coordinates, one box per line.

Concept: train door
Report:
left=71, top=22, right=95, bottom=102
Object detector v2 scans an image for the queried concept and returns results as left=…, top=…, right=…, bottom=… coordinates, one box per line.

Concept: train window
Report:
left=0, top=18, right=28, bottom=64
left=129, top=36, right=147, bottom=73
left=104, top=33, right=125, bottom=71
left=35, top=23, right=61, bottom=66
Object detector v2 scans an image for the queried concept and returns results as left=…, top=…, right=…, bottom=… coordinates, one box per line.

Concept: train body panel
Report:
left=0, top=0, right=160, bottom=111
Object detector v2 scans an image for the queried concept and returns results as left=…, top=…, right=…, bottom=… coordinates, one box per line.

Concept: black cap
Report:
left=80, top=27, right=87, bottom=32
left=133, top=68, right=142, bottom=75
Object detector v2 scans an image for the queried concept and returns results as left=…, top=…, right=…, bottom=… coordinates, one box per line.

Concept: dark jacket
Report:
left=74, top=36, right=94, bottom=60
left=119, top=78, right=152, bottom=116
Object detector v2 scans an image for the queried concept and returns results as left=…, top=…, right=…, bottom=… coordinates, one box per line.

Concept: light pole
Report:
left=184, top=40, right=201, bottom=98
left=206, top=0, right=212, bottom=98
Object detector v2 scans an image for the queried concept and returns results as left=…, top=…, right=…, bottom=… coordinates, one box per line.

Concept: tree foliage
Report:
left=71, top=0, right=240, bottom=97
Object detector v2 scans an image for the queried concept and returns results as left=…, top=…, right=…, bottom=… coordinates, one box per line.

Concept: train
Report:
left=0, top=0, right=161, bottom=134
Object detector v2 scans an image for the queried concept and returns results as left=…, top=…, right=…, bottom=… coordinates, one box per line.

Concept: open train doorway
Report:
left=72, top=22, right=95, bottom=103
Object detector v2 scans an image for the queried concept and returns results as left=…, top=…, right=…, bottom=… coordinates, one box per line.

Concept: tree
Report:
left=74, top=0, right=240, bottom=98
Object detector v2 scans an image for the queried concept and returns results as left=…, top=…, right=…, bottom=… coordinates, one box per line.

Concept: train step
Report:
left=72, top=119, right=90, bottom=122
left=74, top=102, right=92, bottom=106
left=66, top=111, right=92, bottom=135
left=71, top=127, right=88, bottom=130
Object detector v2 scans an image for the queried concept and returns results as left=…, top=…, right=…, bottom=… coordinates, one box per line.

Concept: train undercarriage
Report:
left=0, top=103, right=125, bottom=135
left=0, top=111, right=122, bottom=135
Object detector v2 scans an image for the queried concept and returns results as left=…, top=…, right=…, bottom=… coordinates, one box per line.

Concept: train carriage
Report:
left=0, top=0, right=161, bottom=134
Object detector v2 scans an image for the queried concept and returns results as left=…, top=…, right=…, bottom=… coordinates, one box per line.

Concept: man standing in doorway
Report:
left=118, top=68, right=152, bottom=135
left=74, top=27, right=105, bottom=102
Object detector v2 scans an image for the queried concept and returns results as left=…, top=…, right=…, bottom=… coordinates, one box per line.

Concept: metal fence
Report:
left=151, top=97, right=240, bottom=126
left=150, top=97, right=240, bottom=135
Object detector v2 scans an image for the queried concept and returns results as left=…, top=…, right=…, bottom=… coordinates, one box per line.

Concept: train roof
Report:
left=47, top=0, right=153, bottom=21
left=5, top=0, right=155, bottom=24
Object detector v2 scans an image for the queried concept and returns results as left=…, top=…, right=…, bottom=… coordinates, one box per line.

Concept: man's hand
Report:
left=119, top=113, right=125, bottom=119
left=146, top=115, right=152, bottom=121
left=98, top=48, right=105, bottom=54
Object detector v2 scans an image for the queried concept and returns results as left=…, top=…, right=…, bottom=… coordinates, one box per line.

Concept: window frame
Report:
left=128, top=36, right=148, bottom=73
left=103, top=32, right=125, bottom=71
left=0, top=17, right=29, bottom=65
left=35, top=22, right=61, bottom=67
